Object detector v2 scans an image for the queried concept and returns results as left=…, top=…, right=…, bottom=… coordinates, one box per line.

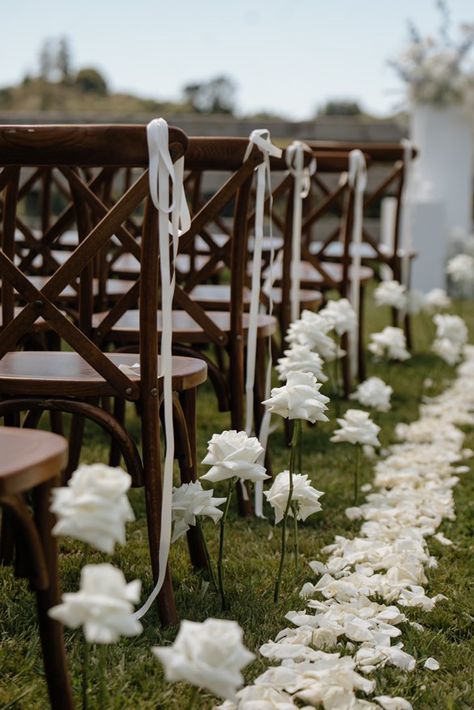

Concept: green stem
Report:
left=186, top=685, right=199, bottom=710
left=274, top=420, right=300, bottom=604
left=98, top=644, right=107, bottom=710
left=354, top=444, right=361, bottom=505
left=195, top=518, right=218, bottom=592
left=217, top=478, right=234, bottom=611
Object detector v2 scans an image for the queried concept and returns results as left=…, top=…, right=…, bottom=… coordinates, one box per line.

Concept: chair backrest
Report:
left=306, top=141, right=418, bottom=271
left=0, top=124, right=188, bottom=401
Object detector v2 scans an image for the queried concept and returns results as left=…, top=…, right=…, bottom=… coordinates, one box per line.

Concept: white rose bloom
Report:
left=263, top=371, right=329, bottom=423
left=446, top=253, right=474, bottom=285
left=424, top=288, right=451, bottom=312
left=276, top=344, right=328, bottom=383
left=286, top=310, right=339, bottom=361
left=48, top=563, right=142, bottom=644
left=433, top=314, right=468, bottom=346
left=50, top=463, right=135, bottom=554
left=171, top=481, right=226, bottom=543
left=350, top=377, right=393, bottom=412
left=152, top=618, right=255, bottom=701
left=331, top=409, right=381, bottom=447
left=432, top=337, right=463, bottom=365
left=201, top=430, right=269, bottom=484
left=368, top=327, right=411, bottom=361
left=264, top=470, right=324, bottom=524
left=374, top=280, right=408, bottom=310
left=319, top=298, right=357, bottom=336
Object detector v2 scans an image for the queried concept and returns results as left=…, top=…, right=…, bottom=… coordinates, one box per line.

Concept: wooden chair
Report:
left=0, top=124, right=207, bottom=625
left=0, top=426, right=73, bottom=710
left=306, top=141, right=418, bottom=345
left=92, top=138, right=278, bottom=514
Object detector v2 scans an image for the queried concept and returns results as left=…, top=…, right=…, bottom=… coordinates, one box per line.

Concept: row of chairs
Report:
left=0, top=124, right=417, bottom=708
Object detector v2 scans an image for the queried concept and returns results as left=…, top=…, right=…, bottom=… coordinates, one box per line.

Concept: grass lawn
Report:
left=0, top=298, right=473, bottom=709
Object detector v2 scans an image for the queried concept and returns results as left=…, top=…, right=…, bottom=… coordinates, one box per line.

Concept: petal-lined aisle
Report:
left=221, top=347, right=474, bottom=709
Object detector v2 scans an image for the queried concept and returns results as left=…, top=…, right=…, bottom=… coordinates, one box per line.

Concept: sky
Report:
left=2, top=0, right=473, bottom=119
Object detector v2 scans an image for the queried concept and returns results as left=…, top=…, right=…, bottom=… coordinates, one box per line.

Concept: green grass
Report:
left=0, top=299, right=473, bottom=709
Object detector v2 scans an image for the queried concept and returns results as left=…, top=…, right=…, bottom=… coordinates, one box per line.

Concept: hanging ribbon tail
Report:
left=347, top=149, right=367, bottom=381
left=243, top=130, right=282, bottom=516
left=286, top=141, right=317, bottom=323
left=134, top=118, right=189, bottom=620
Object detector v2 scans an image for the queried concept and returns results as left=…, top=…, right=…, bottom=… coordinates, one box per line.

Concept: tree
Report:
left=319, top=100, right=363, bottom=116
left=39, top=39, right=54, bottom=82
left=56, top=37, right=72, bottom=84
left=182, top=75, right=237, bottom=114
left=75, top=67, right=108, bottom=96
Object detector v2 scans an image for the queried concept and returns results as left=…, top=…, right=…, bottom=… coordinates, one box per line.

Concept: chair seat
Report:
left=27, top=275, right=135, bottom=302
left=111, top=252, right=217, bottom=277
left=92, top=310, right=277, bottom=343
left=193, top=234, right=284, bottom=254
left=0, top=307, right=54, bottom=333
left=0, top=427, right=68, bottom=496
left=309, top=241, right=418, bottom=260
left=263, top=260, right=374, bottom=288
left=189, top=284, right=322, bottom=310
left=0, top=351, right=207, bottom=398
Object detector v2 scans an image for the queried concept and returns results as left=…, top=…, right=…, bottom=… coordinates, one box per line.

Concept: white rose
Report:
left=171, top=481, right=226, bottom=542
left=432, top=337, right=463, bottom=365
left=319, top=298, right=357, bottom=336
left=264, top=470, right=324, bottom=524
left=433, top=314, right=468, bottom=346
left=446, top=253, right=474, bottom=285
left=350, top=377, right=392, bottom=412
left=48, top=563, right=142, bottom=644
left=276, top=344, right=328, bottom=383
left=50, top=464, right=135, bottom=554
left=331, top=409, right=381, bottom=447
left=153, top=618, right=255, bottom=701
left=424, top=288, right=451, bottom=312
left=374, top=281, right=408, bottom=310
left=286, top=310, right=339, bottom=361
left=368, top=327, right=410, bottom=362
left=201, top=430, right=269, bottom=483
left=263, top=371, right=329, bottom=423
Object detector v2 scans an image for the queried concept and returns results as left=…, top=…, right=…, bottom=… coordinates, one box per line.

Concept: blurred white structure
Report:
left=407, top=104, right=473, bottom=290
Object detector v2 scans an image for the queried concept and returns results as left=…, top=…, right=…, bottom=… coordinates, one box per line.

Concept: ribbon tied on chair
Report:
left=348, top=149, right=367, bottom=378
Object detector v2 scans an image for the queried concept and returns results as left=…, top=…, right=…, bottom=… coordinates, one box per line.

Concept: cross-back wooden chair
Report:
left=90, top=138, right=278, bottom=514
left=306, top=141, right=418, bottom=346
left=0, top=426, right=73, bottom=710
left=0, top=124, right=208, bottom=625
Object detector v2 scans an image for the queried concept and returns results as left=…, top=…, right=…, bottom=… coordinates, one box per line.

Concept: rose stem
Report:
left=217, top=478, right=234, bottom=611
left=98, top=644, right=107, bottom=710
left=274, top=420, right=300, bottom=604
left=195, top=518, right=218, bottom=592
left=354, top=443, right=361, bottom=505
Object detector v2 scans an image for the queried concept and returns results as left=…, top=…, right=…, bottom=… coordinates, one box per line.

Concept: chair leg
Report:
left=64, top=413, right=86, bottom=481
left=177, top=389, right=208, bottom=570
left=33, top=480, right=74, bottom=710
left=0, top=507, right=15, bottom=565
left=140, top=394, right=178, bottom=627
left=109, top=398, right=126, bottom=467
left=341, top=331, right=351, bottom=398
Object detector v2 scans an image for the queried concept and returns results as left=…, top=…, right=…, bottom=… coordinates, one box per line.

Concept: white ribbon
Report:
left=243, top=129, right=282, bottom=517
left=348, top=149, right=367, bottom=378
left=134, top=118, right=189, bottom=619
left=399, top=138, right=414, bottom=290
left=285, top=141, right=317, bottom=323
